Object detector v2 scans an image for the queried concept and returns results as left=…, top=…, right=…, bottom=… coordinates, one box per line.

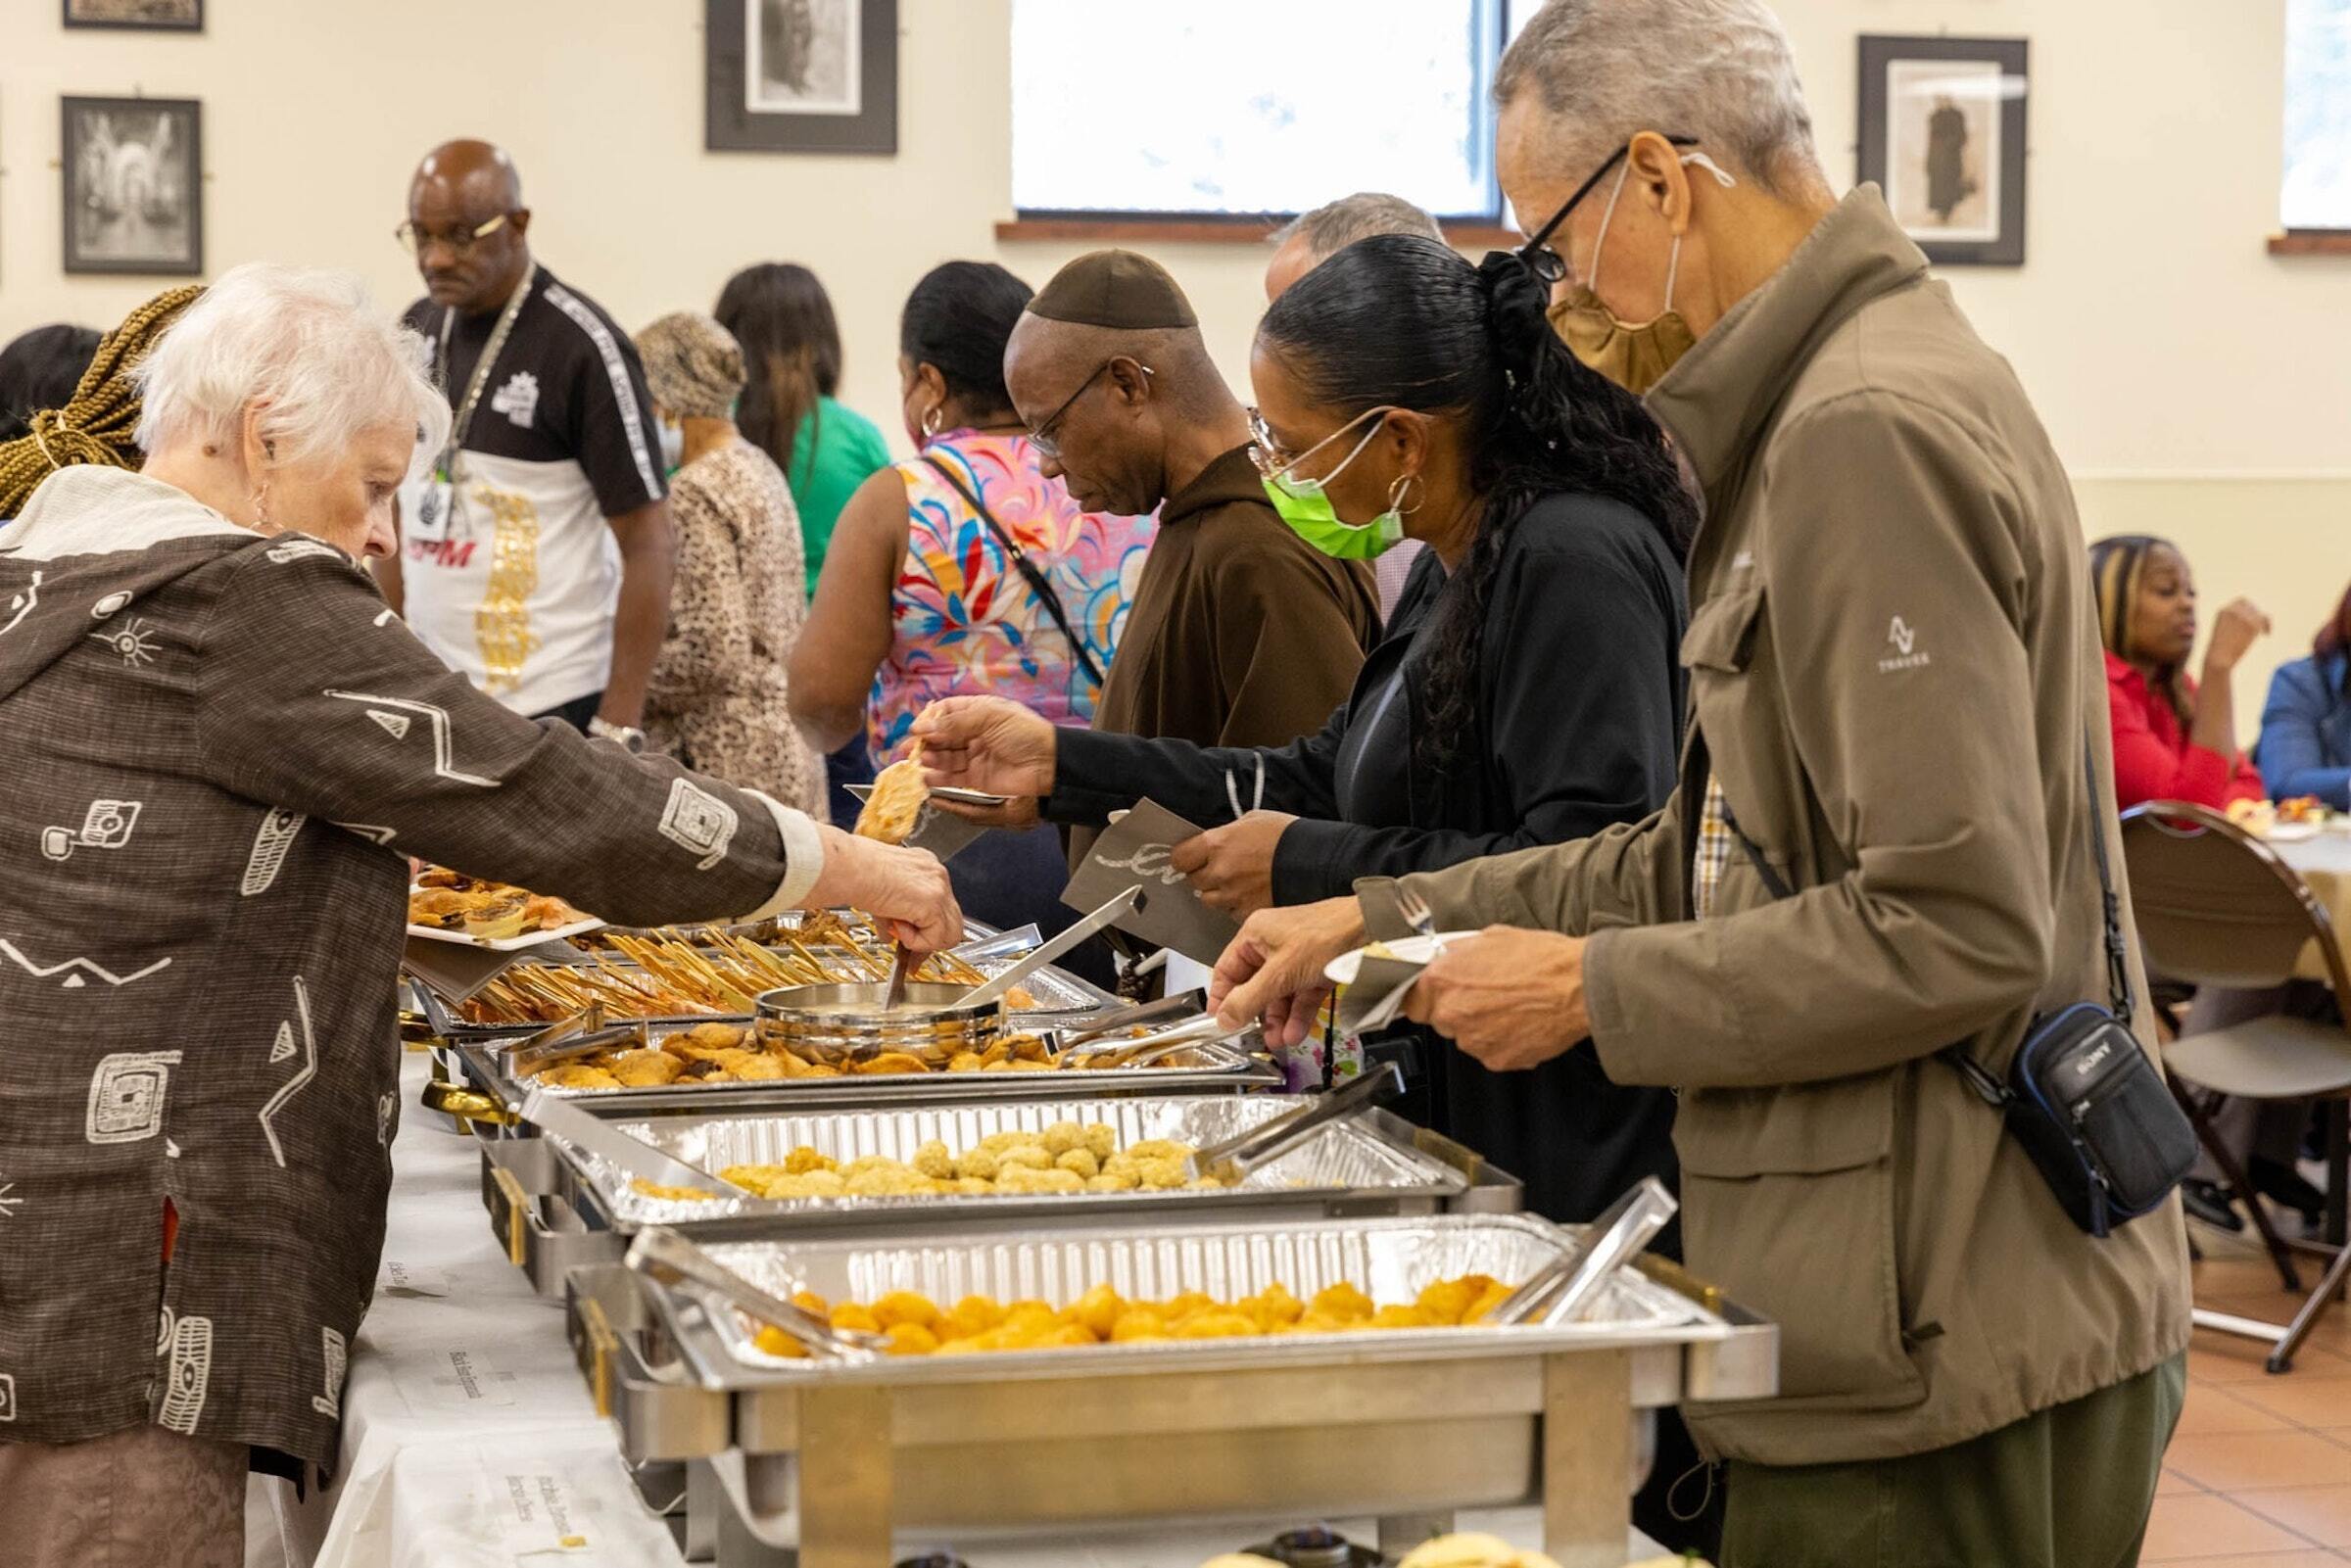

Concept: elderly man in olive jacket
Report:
left=1212, top=3, right=2191, bottom=1563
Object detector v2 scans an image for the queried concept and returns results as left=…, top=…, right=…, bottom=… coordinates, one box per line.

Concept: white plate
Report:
left=2263, top=821, right=2324, bottom=843
left=405, top=915, right=606, bottom=951
left=1323, top=930, right=1483, bottom=987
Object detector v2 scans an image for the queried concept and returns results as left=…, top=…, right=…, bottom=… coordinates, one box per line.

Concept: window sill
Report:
left=2269, top=230, right=2351, bottom=256
left=995, top=216, right=1524, bottom=250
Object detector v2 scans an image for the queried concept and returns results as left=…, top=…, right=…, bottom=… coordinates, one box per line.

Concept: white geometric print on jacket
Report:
left=659, top=778, right=738, bottom=871
left=240, top=808, right=307, bottom=896
left=0, top=936, right=171, bottom=990
left=0, top=1372, right=16, bottom=1422
left=322, top=690, right=500, bottom=787
left=0, top=571, right=42, bottom=637
left=39, top=797, right=142, bottom=863
left=158, top=1313, right=214, bottom=1434
left=312, top=1326, right=347, bottom=1417
left=258, top=975, right=317, bottom=1167
left=0, top=1178, right=20, bottom=1219
left=88, top=616, right=162, bottom=668
left=85, top=1051, right=183, bottom=1144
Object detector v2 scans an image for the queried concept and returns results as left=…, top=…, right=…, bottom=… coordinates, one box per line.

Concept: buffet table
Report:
left=246, top=1050, right=1679, bottom=1568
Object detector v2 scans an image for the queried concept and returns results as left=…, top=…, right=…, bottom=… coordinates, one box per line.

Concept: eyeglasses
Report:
left=394, top=213, right=509, bottom=260
left=1518, top=134, right=1699, bottom=287
left=1029, top=358, right=1151, bottom=460
left=1246, top=404, right=1396, bottom=498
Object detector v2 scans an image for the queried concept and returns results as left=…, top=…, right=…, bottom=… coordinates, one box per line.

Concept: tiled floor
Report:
left=2150, top=1229, right=2351, bottom=1562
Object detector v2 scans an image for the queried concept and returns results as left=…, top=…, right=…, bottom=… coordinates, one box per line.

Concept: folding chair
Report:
left=2122, top=800, right=2351, bottom=1372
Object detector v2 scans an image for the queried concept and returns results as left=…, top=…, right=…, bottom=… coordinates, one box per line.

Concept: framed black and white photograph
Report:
left=706, top=0, right=897, bottom=155
left=1858, top=35, right=2028, bottom=266
left=62, top=96, right=203, bottom=276
left=62, top=0, right=204, bottom=31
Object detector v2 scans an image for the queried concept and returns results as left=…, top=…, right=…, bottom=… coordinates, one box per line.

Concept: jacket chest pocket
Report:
left=1682, top=583, right=1801, bottom=899
left=1677, top=1074, right=1928, bottom=1414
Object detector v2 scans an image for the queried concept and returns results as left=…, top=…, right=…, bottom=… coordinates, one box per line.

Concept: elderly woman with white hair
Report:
left=1211, top=2, right=2187, bottom=1562
left=0, top=263, right=958, bottom=1566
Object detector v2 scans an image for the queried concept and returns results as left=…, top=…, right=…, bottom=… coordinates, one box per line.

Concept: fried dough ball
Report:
left=910, top=1140, right=955, bottom=1181
left=941, top=1296, right=1005, bottom=1341
left=1054, top=1148, right=1100, bottom=1180
left=1069, top=1284, right=1123, bottom=1340
left=829, top=1303, right=882, bottom=1334
left=1464, top=1279, right=1515, bottom=1325
left=845, top=1165, right=941, bottom=1198
left=997, top=1143, right=1052, bottom=1172
left=785, top=1148, right=838, bottom=1175
left=995, top=1166, right=1083, bottom=1195
left=791, top=1289, right=830, bottom=1314
left=1369, top=1305, right=1440, bottom=1330
left=884, top=1322, right=940, bottom=1356
left=1163, top=1291, right=1216, bottom=1323
left=872, top=1291, right=943, bottom=1333
left=544, top=1065, right=621, bottom=1090
left=1417, top=1274, right=1498, bottom=1327
left=1132, top=1158, right=1190, bottom=1189
left=1084, top=1171, right=1137, bottom=1193
left=753, top=1325, right=811, bottom=1358
left=1176, top=1311, right=1259, bottom=1340
left=956, top=1147, right=1002, bottom=1181
left=1040, top=1120, right=1084, bottom=1157
left=1080, top=1123, right=1118, bottom=1163
left=1310, top=1282, right=1376, bottom=1323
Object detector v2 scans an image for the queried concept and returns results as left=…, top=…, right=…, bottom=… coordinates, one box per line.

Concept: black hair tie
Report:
left=1473, top=249, right=1554, bottom=386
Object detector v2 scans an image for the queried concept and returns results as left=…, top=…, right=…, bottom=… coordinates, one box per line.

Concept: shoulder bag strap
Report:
left=921, top=454, right=1106, bottom=689
left=1716, top=736, right=2133, bottom=1106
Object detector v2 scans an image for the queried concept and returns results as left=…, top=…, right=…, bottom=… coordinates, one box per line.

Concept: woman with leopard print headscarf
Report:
left=634, top=309, right=825, bottom=817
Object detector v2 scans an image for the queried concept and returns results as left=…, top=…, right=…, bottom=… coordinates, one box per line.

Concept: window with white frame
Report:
left=1010, top=0, right=1547, bottom=222
left=2284, top=0, right=2351, bottom=229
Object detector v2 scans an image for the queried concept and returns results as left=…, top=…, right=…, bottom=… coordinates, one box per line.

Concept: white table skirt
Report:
left=246, top=1051, right=1666, bottom=1567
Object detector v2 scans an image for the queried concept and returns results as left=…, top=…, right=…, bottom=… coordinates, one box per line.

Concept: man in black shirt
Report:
left=382, top=139, right=674, bottom=744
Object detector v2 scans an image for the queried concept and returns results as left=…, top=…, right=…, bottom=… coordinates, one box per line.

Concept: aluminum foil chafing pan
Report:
left=557, top=1094, right=1511, bottom=1238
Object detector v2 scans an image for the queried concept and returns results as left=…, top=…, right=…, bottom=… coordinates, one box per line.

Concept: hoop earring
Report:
left=921, top=405, right=942, bottom=439
left=252, top=480, right=272, bottom=530
left=1387, top=473, right=1423, bottom=516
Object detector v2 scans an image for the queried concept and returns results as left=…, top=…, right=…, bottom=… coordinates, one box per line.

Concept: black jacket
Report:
left=1050, top=491, right=1688, bottom=1227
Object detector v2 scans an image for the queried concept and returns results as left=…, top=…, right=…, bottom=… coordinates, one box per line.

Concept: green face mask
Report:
left=1257, top=407, right=1412, bottom=560
left=1262, top=478, right=1407, bottom=559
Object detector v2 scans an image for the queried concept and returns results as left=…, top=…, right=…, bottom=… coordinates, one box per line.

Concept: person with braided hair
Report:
left=0, top=284, right=201, bottom=518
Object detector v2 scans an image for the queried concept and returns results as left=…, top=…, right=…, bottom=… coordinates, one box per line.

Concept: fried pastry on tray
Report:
left=746, top=1270, right=1521, bottom=1358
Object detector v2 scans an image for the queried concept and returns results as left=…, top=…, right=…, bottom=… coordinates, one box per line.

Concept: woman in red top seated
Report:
left=2090, top=534, right=2270, bottom=810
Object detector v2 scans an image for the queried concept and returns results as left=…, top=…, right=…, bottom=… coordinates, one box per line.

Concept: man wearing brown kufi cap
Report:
left=1001, top=250, right=1377, bottom=868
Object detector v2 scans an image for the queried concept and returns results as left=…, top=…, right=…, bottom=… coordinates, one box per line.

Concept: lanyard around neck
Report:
left=434, top=262, right=537, bottom=474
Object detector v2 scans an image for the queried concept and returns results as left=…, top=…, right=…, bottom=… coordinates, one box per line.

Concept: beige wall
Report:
left=4, top=0, right=2347, bottom=736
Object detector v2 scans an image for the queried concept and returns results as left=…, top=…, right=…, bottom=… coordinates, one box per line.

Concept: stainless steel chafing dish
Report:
left=564, top=1212, right=1776, bottom=1568
left=475, top=1094, right=1518, bottom=1295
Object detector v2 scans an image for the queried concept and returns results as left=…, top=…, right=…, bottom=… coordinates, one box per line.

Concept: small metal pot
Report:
left=753, top=981, right=1004, bottom=1068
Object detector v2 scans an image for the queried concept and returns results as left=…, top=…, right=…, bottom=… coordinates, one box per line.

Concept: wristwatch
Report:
left=588, top=717, right=648, bottom=753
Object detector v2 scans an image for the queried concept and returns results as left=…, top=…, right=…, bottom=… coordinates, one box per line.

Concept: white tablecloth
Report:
left=249, top=1052, right=1666, bottom=1567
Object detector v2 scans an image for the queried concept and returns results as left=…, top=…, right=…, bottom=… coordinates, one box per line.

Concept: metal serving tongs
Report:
left=625, top=1226, right=887, bottom=1362
left=501, top=1005, right=652, bottom=1078
left=1486, top=1175, right=1680, bottom=1328
left=954, top=884, right=1144, bottom=1007
left=1182, top=1061, right=1404, bottom=1184
left=514, top=1085, right=737, bottom=1199
left=1045, top=990, right=1206, bottom=1056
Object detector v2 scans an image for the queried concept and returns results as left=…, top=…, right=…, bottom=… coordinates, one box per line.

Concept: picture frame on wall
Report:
left=1857, top=35, right=2028, bottom=266
left=62, top=96, right=204, bottom=276
left=706, top=0, right=897, bottom=155
left=62, top=0, right=204, bottom=31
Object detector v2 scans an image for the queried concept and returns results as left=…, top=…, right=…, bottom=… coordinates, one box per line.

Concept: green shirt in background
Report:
left=787, top=397, right=893, bottom=598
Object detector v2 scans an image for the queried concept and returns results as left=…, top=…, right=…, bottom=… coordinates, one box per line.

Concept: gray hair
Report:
left=1496, top=0, right=1821, bottom=195
left=1270, top=192, right=1446, bottom=261
left=136, top=262, right=449, bottom=478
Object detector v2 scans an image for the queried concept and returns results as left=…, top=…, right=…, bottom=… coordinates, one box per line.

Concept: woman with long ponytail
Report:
left=918, top=231, right=1693, bottom=1218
